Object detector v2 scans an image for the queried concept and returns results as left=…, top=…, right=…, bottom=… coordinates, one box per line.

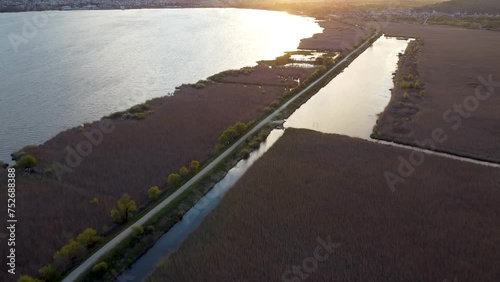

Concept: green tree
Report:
left=148, top=186, right=162, bottom=200
left=53, top=239, right=84, bottom=261
left=17, top=154, right=37, bottom=169
left=179, top=166, right=189, bottom=177
left=233, top=122, right=248, bottom=135
left=76, top=228, right=100, bottom=247
left=189, top=160, right=200, bottom=173
left=218, top=128, right=238, bottom=145
left=111, top=193, right=137, bottom=223
left=168, top=173, right=181, bottom=186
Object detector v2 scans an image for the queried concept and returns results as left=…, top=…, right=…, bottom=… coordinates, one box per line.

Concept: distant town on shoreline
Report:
left=2, top=0, right=500, bottom=15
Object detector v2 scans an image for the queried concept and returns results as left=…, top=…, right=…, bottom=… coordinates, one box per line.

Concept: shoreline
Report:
left=0, top=5, right=232, bottom=13
left=1, top=7, right=321, bottom=165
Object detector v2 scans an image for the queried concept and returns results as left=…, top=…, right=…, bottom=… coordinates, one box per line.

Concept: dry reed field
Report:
left=147, top=129, right=500, bottom=282
left=299, top=21, right=370, bottom=51
left=374, top=23, right=500, bottom=163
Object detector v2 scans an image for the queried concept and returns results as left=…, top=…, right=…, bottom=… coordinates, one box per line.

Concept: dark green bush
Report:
left=128, top=103, right=149, bottom=114
left=91, top=261, right=108, bottom=276
left=17, top=154, right=37, bottom=169
left=168, top=173, right=182, bottom=186
left=130, top=112, right=145, bottom=120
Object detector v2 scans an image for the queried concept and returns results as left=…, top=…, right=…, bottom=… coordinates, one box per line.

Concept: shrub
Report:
left=194, top=82, right=207, bottom=89
left=130, top=112, right=145, bottom=120
left=322, top=56, right=335, bottom=67
left=304, top=66, right=327, bottom=85
left=415, top=80, right=421, bottom=88
left=248, top=139, right=261, bottom=149
left=106, top=111, right=125, bottom=119
left=128, top=103, right=149, bottom=114
left=168, top=173, right=182, bottom=186
left=53, top=239, right=84, bottom=261
left=18, top=275, right=42, bottom=282
left=90, top=197, right=99, bottom=205
left=400, top=81, right=414, bottom=89
left=234, top=122, right=248, bottom=135
left=403, top=92, right=410, bottom=99
left=216, top=122, right=248, bottom=150
left=39, top=264, right=60, bottom=281
left=419, top=90, right=426, bottom=97
left=91, top=261, right=108, bottom=276
left=189, top=160, right=200, bottom=173
left=76, top=228, right=101, bottom=247
left=403, top=74, right=414, bottom=81
left=179, top=166, right=189, bottom=177
left=132, top=225, right=144, bottom=237
left=217, top=128, right=238, bottom=147
left=44, top=167, right=55, bottom=177
left=148, top=186, right=162, bottom=200
left=17, top=154, right=37, bottom=169
left=275, top=54, right=291, bottom=65
left=241, top=149, right=250, bottom=159
left=241, top=68, right=253, bottom=75
left=111, top=194, right=137, bottom=223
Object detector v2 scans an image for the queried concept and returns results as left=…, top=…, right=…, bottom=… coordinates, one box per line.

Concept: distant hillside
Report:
left=424, top=0, right=500, bottom=14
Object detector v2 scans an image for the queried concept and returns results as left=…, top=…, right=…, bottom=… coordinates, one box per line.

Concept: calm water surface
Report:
left=0, top=8, right=321, bottom=162
left=285, top=36, right=412, bottom=139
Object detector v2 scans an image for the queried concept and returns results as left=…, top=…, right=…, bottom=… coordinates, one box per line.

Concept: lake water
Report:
left=120, top=36, right=411, bottom=281
left=0, top=8, right=321, bottom=163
